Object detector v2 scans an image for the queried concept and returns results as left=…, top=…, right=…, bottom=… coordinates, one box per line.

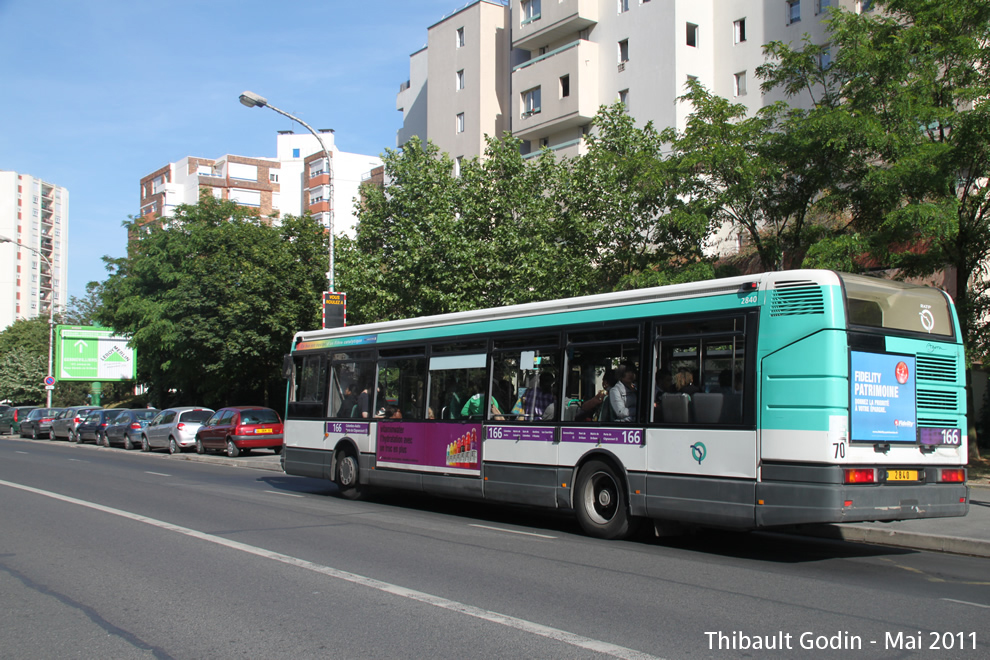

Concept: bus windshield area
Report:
left=840, top=273, right=954, bottom=337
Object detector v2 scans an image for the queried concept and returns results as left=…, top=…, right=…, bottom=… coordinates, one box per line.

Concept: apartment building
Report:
left=396, top=0, right=521, bottom=166
left=138, top=131, right=382, bottom=236
left=0, top=170, right=69, bottom=331
left=397, top=0, right=870, bottom=159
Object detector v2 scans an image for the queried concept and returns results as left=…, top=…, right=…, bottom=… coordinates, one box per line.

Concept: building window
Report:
left=456, top=69, right=465, bottom=90
left=618, top=0, right=629, bottom=12
left=453, top=156, right=463, bottom=177
left=819, top=46, right=832, bottom=69
left=560, top=75, right=570, bottom=98
left=522, top=0, right=541, bottom=23
left=456, top=27, right=465, bottom=48
left=816, top=0, right=832, bottom=14
left=787, top=0, right=800, bottom=24
left=456, top=112, right=465, bottom=133
left=734, top=18, right=746, bottom=43
left=618, top=39, right=629, bottom=65
left=686, top=23, right=698, bottom=47
left=618, top=89, right=629, bottom=111
left=734, top=71, right=747, bottom=97
left=292, top=148, right=300, bottom=158
left=522, top=87, right=542, bottom=117
left=270, top=172, right=279, bottom=183
left=857, top=0, right=873, bottom=12
left=540, top=137, right=549, bottom=148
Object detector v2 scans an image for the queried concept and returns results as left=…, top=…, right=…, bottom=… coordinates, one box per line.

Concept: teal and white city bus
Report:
left=280, top=270, right=969, bottom=539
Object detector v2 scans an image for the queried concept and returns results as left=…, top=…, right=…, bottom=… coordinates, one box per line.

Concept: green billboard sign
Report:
left=55, top=325, right=136, bottom=381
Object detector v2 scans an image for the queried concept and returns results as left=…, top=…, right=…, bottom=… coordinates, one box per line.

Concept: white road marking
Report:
left=469, top=524, right=557, bottom=539
left=144, top=471, right=171, bottom=477
left=264, top=490, right=303, bottom=498
left=941, top=598, right=990, bottom=609
left=15, top=451, right=28, bottom=454
left=0, top=478, right=660, bottom=660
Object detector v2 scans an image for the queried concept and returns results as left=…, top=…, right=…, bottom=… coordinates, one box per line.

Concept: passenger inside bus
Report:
left=609, top=365, right=638, bottom=422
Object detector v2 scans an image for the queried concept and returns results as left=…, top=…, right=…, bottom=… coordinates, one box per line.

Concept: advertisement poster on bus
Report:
left=850, top=351, right=917, bottom=443
left=376, top=422, right=481, bottom=475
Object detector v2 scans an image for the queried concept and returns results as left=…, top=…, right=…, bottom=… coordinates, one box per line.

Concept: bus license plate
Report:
left=255, top=428, right=273, bottom=434
left=886, top=470, right=919, bottom=482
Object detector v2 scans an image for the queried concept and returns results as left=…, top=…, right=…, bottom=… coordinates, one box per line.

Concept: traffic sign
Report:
left=44, top=376, right=56, bottom=386
left=55, top=325, right=136, bottom=382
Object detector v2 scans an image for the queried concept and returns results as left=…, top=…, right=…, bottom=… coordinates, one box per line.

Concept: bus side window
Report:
left=654, top=316, right=746, bottom=426
left=330, top=352, right=376, bottom=419
left=564, top=329, right=641, bottom=424
left=287, top=354, right=327, bottom=419
left=376, top=356, right=427, bottom=420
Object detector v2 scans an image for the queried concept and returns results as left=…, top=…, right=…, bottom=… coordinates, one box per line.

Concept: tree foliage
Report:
left=98, top=196, right=327, bottom=410
left=758, top=0, right=990, bottom=357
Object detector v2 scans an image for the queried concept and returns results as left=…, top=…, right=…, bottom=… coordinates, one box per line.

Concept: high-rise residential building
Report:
left=397, top=0, right=864, bottom=159
left=138, top=131, right=382, bottom=236
left=396, top=0, right=520, bottom=163
left=0, top=170, right=69, bottom=331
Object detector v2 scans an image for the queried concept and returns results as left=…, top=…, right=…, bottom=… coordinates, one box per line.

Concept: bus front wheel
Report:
left=334, top=450, right=363, bottom=500
left=575, top=460, right=638, bottom=540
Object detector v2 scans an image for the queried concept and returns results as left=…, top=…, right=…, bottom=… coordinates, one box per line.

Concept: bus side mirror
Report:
left=282, top=354, right=294, bottom=380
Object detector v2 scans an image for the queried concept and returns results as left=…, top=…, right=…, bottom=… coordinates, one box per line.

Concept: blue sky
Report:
left=0, top=0, right=462, bottom=301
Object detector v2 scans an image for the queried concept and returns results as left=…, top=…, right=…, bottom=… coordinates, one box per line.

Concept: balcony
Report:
left=512, top=40, right=599, bottom=140
left=513, top=0, right=598, bottom=52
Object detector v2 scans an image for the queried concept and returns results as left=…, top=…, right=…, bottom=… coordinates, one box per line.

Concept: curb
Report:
left=788, top=524, right=990, bottom=558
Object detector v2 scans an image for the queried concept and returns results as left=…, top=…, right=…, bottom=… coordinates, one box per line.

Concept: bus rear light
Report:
left=843, top=468, right=876, bottom=484
left=939, top=469, right=965, bottom=483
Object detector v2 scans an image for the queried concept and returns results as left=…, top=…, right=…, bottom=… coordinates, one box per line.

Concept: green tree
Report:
left=99, top=196, right=327, bottom=410
left=758, top=0, right=990, bottom=357
left=338, top=135, right=598, bottom=324
left=572, top=103, right=712, bottom=290
left=0, top=317, right=90, bottom=405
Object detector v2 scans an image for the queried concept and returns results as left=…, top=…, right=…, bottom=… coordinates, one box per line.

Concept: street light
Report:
left=239, top=91, right=337, bottom=291
left=0, top=235, right=55, bottom=407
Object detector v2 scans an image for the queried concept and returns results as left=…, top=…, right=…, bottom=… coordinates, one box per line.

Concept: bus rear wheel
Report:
left=575, top=460, right=638, bottom=540
left=334, top=449, right=363, bottom=500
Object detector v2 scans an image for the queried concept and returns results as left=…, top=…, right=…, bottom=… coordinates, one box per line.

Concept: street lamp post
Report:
left=238, top=91, right=337, bottom=291
left=0, top=236, right=56, bottom=407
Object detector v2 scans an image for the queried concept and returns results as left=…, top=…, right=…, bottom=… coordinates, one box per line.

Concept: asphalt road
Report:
left=1, top=437, right=988, bottom=659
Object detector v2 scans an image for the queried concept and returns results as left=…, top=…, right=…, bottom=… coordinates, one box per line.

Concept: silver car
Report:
left=51, top=406, right=103, bottom=441
left=141, top=407, right=214, bottom=454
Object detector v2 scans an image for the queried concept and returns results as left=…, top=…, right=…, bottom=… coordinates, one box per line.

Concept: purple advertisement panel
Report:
left=325, top=422, right=371, bottom=435
left=561, top=427, right=644, bottom=446
left=486, top=425, right=555, bottom=442
left=376, top=422, right=481, bottom=473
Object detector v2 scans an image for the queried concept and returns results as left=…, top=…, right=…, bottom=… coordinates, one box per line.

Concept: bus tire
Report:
left=334, top=449, right=363, bottom=500
left=575, top=459, right=638, bottom=540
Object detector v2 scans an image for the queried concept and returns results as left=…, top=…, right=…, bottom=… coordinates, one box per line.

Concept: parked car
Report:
left=75, top=409, right=123, bottom=445
left=195, top=406, right=284, bottom=457
left=51, top=406, right=103, bottom=442
left=142, top=407, right=214, bottom=454
left=103, top=409, right=159, bottom=449
left=18, top=408, right=64, bottom=439
left=0, top=406, right=38, bottom=435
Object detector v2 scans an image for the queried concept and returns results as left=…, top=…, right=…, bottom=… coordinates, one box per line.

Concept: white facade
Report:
left=398, top=0, right=857, bottom=159
left=139, top=132, right=381, bottom=236
left=0, top=171, right=69, bottom=331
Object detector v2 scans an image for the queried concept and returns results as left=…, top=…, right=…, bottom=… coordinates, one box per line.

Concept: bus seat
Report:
left=661, top=393, right=691, bottom=424
left=562, top=404, right=578, bottom=421
left=692, top=393, right=723, bottom=424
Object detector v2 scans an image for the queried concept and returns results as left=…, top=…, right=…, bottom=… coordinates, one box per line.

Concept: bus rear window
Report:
left=840, top=274, right=953, bottom=337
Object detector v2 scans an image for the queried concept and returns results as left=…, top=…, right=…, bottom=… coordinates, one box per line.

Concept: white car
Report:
left=141, top=407, right=214, bottom=454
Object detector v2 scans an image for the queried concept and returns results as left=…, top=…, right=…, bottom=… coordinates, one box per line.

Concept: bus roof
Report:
left=293, top=270, right=857, bottom=350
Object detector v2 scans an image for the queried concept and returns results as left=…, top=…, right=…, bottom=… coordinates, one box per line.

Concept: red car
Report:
left=195, top=406, right=283, bottom=457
